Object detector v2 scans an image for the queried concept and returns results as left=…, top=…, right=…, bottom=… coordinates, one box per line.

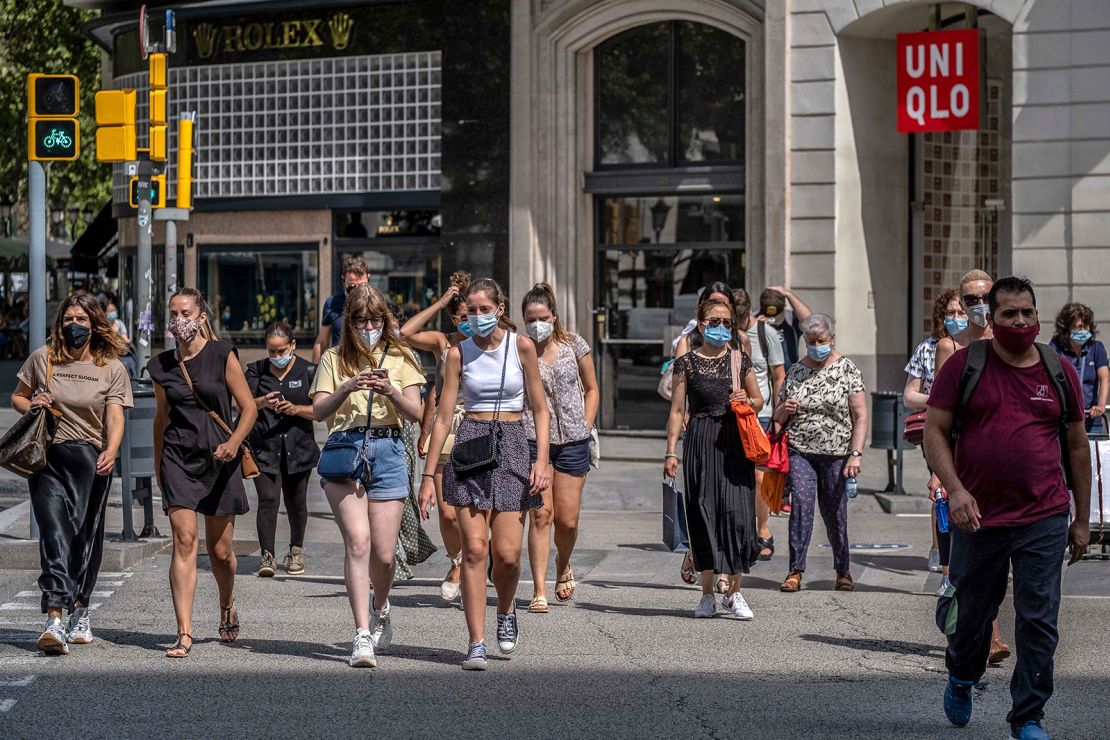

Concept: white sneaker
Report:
left=350, top=629, right=376, bottom=668
left=370, top=602, right=393, bottom=650
left=441, top=556, right=462, bottom=602
left=66, top=607, right=93, bottom=644
left=724, top=592, right=754, bottom=620
left=935, top=575, right=952, bottom=597
left=928, top=548, right=942, bottom=573
left=496, top=609, right=519, bottom=654
left=693, top=593, right=717, bottom=618
left=36, top=616, right=69, bottom=655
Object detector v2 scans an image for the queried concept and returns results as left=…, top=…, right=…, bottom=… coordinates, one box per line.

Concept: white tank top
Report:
left=460, top=332, right=525, bottom=412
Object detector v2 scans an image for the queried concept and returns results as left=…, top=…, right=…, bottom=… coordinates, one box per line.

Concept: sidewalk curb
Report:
left=0, top=535, right=171, bottom=571
left=874, top=492, right=932, bottom=514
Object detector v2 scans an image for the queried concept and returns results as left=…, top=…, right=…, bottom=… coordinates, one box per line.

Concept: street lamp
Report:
left=50, top=205, right=64, bottom=239
left=82, top=205, right=94, bottom=224
left=650, top=198, right=671, bottom=244
left=0, top=196, right=12, bottom=238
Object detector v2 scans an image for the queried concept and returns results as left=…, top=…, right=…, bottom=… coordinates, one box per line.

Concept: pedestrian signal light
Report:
left=27, top=74, right=80, bottom=161
left=94, top=89, right=138, bottom=162
left=129, top=174, right=167, bottom=209
left=28, top=74, right=79, bottom=117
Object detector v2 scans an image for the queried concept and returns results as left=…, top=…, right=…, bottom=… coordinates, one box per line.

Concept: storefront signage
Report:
left=896, top=29, right=979, bottom=133
left=192, top=13, right=354, bottom=61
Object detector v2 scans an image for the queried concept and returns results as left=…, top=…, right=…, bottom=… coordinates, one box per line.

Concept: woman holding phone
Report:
left=245, top=322, right=319, bottom=577
left=310, top=285, right=425, bottom=668
left=418, top=277, right=552, bottom=671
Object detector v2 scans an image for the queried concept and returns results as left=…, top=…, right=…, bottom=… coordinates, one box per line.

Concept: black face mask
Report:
left=62, top=322, right=91, bottom=350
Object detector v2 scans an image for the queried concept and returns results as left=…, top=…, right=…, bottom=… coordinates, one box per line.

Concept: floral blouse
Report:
left=779, top=355, right=865, bottom=456
left=524, top=333, right=593, bottom=445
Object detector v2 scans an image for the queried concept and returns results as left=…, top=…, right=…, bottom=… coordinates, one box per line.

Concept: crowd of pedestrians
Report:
left=6, top=266, right=1100, bottom=739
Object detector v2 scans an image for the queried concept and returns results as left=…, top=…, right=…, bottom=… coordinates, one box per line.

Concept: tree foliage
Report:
left=0, top=0, right=110, bottom=234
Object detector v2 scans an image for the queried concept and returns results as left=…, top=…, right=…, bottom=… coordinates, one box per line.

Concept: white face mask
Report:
left=967, top=303, right=990, bottom=328
left=359, top=328, right=382, bottom=349
left=525, top=320, right=555, bottom=342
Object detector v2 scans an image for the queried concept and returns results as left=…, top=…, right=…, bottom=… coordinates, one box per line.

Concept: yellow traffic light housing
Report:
left=150, top=89, right=167, bottom=126
left=129, top=174, right=167, bottom=208
left=149, top=53, right=167, bottom=89
left=28, top=74, right=80, bottom=161
left=149, top=125, right=168, bottom=161
left=176, top=115, right=196, bottom=209
left=94, top=89, right=138, bottom=162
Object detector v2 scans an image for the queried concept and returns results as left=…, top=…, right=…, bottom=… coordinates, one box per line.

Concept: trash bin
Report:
left=119, top=379, right=160, bottom=540
left=869, top=390, right=910, bottom=494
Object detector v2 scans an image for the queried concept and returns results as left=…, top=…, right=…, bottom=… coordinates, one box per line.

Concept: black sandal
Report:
left=758, top=537, right=775, bottom=561
left=166, top=632, right=192, bottom=658
left=219, top=603, right=239, bottom=643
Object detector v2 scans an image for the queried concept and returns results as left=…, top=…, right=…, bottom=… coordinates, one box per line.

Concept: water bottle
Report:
left=935, top=488, right=950, bottom=533
left=845, top=476, right=858, bottom=499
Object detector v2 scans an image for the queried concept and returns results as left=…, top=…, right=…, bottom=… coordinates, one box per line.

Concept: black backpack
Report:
left=951, top=340, right=1074, bottom=486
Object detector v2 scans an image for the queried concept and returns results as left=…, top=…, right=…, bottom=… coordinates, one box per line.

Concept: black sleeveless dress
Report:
left=673, top=350, right=759, bottom=575
left=147, top=340, right=249, bottom=516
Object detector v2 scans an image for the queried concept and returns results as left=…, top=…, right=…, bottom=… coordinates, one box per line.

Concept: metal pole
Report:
left=164, top=217, right=177, bottom=350
left=135, top=174, right=153, bottom=373
left=28, top=160, right=46, bottom=541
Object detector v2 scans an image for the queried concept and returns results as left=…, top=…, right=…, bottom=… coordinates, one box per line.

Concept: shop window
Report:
left=198, top=247, right=318, bottom=343
left=596, top=22, right=745, bottom=167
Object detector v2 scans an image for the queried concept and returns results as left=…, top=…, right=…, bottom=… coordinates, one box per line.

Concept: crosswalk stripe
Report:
left=0, top=699, right=16, bottom=712
left=0, top=677, right=34, bottom=688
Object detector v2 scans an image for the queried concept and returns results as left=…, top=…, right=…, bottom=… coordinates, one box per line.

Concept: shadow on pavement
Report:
left=799, top=633, right=946, bottom=658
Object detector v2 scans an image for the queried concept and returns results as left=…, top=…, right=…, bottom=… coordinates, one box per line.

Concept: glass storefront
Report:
left=198, top=245, right=318, bottom=343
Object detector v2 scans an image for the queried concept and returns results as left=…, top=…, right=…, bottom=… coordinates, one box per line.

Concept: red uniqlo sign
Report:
left=897, top=28, right=979, bottom=133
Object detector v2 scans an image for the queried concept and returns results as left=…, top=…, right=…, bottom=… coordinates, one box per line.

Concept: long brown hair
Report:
left=446, top=271, right=470, bottom=316
left=337, top=284, right=421, bottom=377
left=170, top=287, right=218, bottom=341
left=521, top=282, right=571, bottom=344
left=465, top=278, right=518, bottom=332
left=49, top=292, right=129, bottom=366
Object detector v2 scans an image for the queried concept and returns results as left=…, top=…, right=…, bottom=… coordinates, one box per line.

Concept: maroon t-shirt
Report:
left=928, top=343, right=1083, bottom=527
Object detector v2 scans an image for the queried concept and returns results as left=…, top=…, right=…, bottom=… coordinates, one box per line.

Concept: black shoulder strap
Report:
left=1035, top=342, right=1070, bottom=428
left=950, top=340, right=989, bottom=447
left=757, top=320, right=770, bottom=360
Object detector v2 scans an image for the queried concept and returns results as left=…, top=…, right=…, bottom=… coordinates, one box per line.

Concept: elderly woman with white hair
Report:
left=772, top=313, right=868, bottom=593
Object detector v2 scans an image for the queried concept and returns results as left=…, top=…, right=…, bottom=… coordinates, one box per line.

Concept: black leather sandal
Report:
left=166, top=632, right=192, bottom=658
left=219, top=603, right=239, bottom=643
left=758, top=536, right=775, bottom=561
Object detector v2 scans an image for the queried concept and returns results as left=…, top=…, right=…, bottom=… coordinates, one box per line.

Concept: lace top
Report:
left=673, top=350, right=753, bottom=417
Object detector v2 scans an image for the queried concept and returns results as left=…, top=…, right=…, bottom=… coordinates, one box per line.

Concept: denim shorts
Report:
left=528, top=437, right=591, bottom=477
left=320, top=429, right=409, bottom=501
left=759, top=417, right=773, bottom=433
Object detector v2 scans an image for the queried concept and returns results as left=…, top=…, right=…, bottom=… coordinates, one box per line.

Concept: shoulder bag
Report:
left=0, top=356, right=62, bottom=479
left=730, top=350, right=771, bottom=465
left=316, top=352, right=388, bottom=481
left=451, top=333, right=511, bottom=478
left=179, top=355, right=260, bottom=479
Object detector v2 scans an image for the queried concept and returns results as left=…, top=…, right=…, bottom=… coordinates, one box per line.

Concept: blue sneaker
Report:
left=1011, top=720, right=1050, bottom=739
left=944, top=677, right=975, bottom=727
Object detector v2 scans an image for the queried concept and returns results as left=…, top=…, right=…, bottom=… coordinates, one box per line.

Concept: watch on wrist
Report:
left=850, top=450, right=862, bottom=458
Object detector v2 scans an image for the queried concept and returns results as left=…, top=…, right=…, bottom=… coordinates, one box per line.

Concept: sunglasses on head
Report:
left=962, top=294, right=989, bottom=306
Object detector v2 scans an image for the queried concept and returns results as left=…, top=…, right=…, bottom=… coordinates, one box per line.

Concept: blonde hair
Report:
left=960, top=269, right=993, bottom=291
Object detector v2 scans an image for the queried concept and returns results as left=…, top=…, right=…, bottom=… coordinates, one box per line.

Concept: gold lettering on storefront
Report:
left=193, top=15, right=353, bottom=60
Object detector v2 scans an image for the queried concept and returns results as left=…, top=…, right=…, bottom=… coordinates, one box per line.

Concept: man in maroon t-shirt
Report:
left=925, top=277, right=1090, bottom=740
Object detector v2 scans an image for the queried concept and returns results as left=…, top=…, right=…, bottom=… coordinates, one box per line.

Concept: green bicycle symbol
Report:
left=43, top=128, right=73, bottom=149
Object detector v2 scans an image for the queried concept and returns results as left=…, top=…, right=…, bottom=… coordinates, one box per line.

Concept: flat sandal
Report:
left=166, top=632, right=192, bottom=658
left=219, top=603, right=239, bottom=643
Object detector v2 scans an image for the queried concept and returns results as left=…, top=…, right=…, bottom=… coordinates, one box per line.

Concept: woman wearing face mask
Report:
left=400, top=271, right=471, bottom=601
left=935, top=270, right=994, bottom=370
left=664, top=299, right=763, bottom=619
left=418, top=278, right=552, bottom=670
left=310, top=285, right=425, bottom=668
left=12, top=294, right=131, bottom=656
left=904, top=289, right=966, bottom=580
left=774, top=313, right=868, bottom=593
left=519, top=283, right=599, bottom=612
left=245, top=322, right=319, bottom=577
left=148, top=288, right=258, bottom=658
left=1050, top=302, right=1109, bottom=437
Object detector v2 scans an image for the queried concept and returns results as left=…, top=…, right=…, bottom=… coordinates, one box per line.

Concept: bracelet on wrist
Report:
left=664, top=453, right=679, bottom=460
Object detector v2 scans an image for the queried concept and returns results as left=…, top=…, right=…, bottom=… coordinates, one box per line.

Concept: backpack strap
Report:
left=1035, top=342, right=1070, bottom=431
left=950, top=339, right=989, bottom=447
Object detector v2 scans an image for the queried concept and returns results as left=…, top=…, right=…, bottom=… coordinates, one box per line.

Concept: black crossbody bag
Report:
left=450, top=332, right=511, bottom=479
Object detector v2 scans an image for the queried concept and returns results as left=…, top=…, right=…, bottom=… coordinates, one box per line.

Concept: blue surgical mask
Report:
left=270, top=352, right=293, bottom=369
left=457, top=321, right=475, bottom=338
left=703, top=325, right=732, bottom=347
left=1071, top=330, right=1092, bottom=345
left=807, top=343, right=832, bottom=362
left=107, top=310, right=119, bottom=321
left=944, top=317, right=968, bottom=336
left=468, top=312, right=499, bottom=337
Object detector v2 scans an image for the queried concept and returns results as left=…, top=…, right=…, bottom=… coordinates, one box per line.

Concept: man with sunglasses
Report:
left=312, top=256, right=371, bottom=363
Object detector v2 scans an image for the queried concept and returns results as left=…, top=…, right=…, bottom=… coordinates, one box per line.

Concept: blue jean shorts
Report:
left=528, top=437, right=591, bottom=477
left=320, top=429, right=409, bottom=501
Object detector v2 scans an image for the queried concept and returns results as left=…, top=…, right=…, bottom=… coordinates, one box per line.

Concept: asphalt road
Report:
left=1, top=459, right=1108, bottom=739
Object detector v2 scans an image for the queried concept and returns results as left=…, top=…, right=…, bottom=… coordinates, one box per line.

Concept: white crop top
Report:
left=459, top=333, right=525, bottom=412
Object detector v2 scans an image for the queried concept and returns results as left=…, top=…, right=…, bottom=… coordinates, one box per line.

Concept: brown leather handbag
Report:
left=0, top=357, right=62, bottom=479
left=178, top=357, right=260, bottom=479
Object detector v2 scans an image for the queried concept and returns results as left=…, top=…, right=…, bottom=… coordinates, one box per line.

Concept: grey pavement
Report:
left=0, top=413, right=1107, bottom=738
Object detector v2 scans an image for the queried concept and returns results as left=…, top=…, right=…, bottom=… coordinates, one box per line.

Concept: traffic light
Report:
left=176, top=114, right=197, bottom=209
left=129, top=174, right=167, bottom=208
left=95, top=89, right=138, bottom=162
left=149, top=53, right=168, bottom=162
left=27, top=74, right=80, bottom=161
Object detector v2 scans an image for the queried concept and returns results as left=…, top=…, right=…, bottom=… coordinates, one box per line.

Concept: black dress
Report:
left=147, top=340, right=249, bottom=516
left=673, top=350, right=760, bottom=575
left=244, top=357, right=320, bottom=476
